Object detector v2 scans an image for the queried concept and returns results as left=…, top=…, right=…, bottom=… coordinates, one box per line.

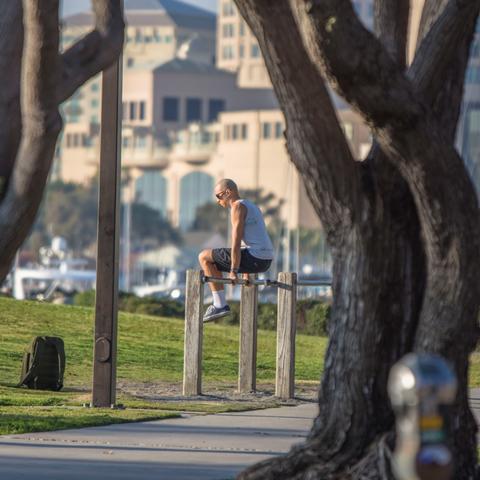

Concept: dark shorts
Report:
left=212, top=248, right=272, bottom=274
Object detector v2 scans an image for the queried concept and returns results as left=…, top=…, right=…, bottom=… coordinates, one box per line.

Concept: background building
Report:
left=50, top=0, right=480, bottom=281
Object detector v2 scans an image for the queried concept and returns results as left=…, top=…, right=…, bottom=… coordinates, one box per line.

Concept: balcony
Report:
left=122, top=144, right=170, bottom=169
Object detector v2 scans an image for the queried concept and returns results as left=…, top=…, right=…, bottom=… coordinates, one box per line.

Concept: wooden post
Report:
left=183, top=270, right=204, bottom=396
left=91, top=54, right=123, bottom=407
left=275, top=272, right=297, bottom=399
left=238, top=274, right=258, bottom=393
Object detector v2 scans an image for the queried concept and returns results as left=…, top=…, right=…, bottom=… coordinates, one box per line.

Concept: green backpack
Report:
left=18, top=336, right=66, bottom=391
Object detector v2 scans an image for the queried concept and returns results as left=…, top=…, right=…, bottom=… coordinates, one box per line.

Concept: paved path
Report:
left=1, top=392, right=479, bottom=480
left=0, top=403, right=318, bottom=480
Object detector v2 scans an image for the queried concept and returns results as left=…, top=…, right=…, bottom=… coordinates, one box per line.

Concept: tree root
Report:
left=237, top=435, right=395, bottom=480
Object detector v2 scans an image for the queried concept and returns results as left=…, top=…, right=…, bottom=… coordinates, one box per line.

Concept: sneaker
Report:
left=203, top=304, right=231, bottom=323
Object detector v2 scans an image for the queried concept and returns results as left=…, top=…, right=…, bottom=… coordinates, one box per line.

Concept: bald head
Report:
left=216, top=178, right=238, bottom=193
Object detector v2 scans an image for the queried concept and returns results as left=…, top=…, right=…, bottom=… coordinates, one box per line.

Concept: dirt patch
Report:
left=116, top=380, right=319, bottom=405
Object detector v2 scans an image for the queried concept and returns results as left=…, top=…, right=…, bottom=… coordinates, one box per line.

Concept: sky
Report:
left=61, top=0, right=217, bottom=17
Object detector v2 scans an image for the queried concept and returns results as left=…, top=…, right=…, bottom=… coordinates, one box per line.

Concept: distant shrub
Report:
left=218, top=299, right=329, bottom=336
left=74, top=291, right=184, bottom=319
left=74, top=290, right=329, bottom=336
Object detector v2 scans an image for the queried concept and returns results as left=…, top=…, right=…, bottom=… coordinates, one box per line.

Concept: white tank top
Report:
left=237, top=199, right=274, bottom=260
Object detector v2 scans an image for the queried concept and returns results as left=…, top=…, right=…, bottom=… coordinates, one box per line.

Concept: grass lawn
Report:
left=0, top=296, right=326, bottom=434
left=1, top=297, right=478, bottom=436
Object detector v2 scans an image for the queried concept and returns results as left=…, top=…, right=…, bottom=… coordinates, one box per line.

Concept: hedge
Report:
left=74, top=291, right=330, bottom=337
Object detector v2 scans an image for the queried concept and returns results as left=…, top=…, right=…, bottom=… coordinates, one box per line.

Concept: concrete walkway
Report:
left=0, top=403, right=318, bottom=480
left=1, top=392, right=479, bottom=480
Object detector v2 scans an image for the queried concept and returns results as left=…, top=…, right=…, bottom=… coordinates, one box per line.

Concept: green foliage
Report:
left=75, top=290, right=330, bottom=335
left=297, top=300, right=331, bottom=336
left=191, top=187, right=285, bottom=236
left=129, top=203, right=182, bottom=247
left=74, top=291, right=185, bottom=318
left=214, top=299, right=330, bottom=336
left=192, top=201, right=229, bottom=236
left=27, top=180, right=181, bottom=256
left=29, top=180, right=99, bottom=253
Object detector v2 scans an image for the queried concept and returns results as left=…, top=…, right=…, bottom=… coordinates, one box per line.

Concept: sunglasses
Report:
left=215, top=190, right=228, bottom=200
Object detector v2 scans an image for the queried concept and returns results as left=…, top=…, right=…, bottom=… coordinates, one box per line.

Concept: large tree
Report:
left=234, top=0, right=480, bottom=479
left=0, top=0, right=124, bottom=280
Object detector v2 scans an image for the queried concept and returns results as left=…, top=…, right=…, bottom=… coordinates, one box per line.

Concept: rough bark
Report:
left=0, top=0, right=124, bottom=281
left=0, top=2, right=23, bottom=195
left=374, top=0, right=410, bottom=68
left=235, top=0, right=480, bottom=478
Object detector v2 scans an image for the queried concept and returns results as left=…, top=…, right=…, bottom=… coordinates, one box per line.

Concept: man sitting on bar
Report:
left=198, top=179, right=274, bottom=322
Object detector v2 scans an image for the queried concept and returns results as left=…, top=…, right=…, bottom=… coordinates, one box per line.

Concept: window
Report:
left=241, top=123, right=248, bottom=139
left=164, top=35, right=173, bottom=43
left=91, top=83, right=99, bottom=92
left=186, top=98, right=202, bottom=122
left=91, top=99, right=99, bottom=108
left=163, top=97, right=179, bottom=121
left=239, top=44, right=245, bottom=58
left=66, top=133, right=87, bottom=148
left=139, top=101, right=146, bottom=120
left=208, top=99, right=226, bottom=122
left=129, top=102, right=137, bottom=120
left=239, top=22, right=245, bottom=36
left=126, top=57, right=134, bottom=67
left=222, top=23, right=235, bottom=38
left=466, top=66, right=480, bottom=84
left=262, top=122, right=272, bottom=139
left=232, top=124, right=239, bottom=140
left=275, top=121, right=283, bottom=138
left=222, top=45, right=234, bottom=60
left=251, top=44, right=260, bottom=58
left=179, top=172, right=214, bottom=230
left=222, top=1, right=236, bottom=16
left=137, top=136, right=147, bottom=148
left=224, top=124, right=231, bottom=140
left=135, top=171, right=168, bottom=218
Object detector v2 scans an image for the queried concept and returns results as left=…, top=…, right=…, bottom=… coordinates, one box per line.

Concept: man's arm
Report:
left=230, top=201, right=246, bottom=274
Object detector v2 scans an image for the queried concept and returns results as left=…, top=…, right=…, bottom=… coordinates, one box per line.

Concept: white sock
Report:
left=212, top=290, right=226, bottom=308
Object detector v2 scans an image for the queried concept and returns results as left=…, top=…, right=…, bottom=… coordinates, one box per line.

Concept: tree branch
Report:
left=374, top=0, right=410, bottom=69
left=58, top=0, right=125, bottom=103
left=409, top=1, right=479, bottom=105
left=234, top=0, right=363, bottom=241
left=0, top=0, right=63, bottom=280
left=416, top=0, right=450, bottom=50
left=291, top=0, right=480, bottom=352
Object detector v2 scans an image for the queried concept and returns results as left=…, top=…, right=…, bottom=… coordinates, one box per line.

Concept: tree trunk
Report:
left=234, top=0, right=480, bottom=478
left=0, top=0, right=124, bottom=280
left=0, top=2, right=23, bottom=197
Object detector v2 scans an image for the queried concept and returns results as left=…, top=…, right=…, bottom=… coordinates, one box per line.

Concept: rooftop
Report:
left=64, top=0, right=216, bottom=30
left=154, top=58, right=232, bottom=76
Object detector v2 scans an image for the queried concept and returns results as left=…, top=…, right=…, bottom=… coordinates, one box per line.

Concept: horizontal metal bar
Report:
left=202, top=276, right=292, bottom=290
left=296, top=280, right=332, bottom=286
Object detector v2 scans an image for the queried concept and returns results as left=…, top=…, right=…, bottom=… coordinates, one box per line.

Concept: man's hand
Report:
left=228, top=270, right=238, bottom=284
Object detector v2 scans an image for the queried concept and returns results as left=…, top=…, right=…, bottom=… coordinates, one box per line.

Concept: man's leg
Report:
left=198, top=249, right=230, bottom=321
left=198, top=249, right=224, bottom=293
left=198, top=249, right=228, bottom=308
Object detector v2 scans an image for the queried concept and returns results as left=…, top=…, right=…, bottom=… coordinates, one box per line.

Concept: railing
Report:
left=183, top=270, right=332, bottom=400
